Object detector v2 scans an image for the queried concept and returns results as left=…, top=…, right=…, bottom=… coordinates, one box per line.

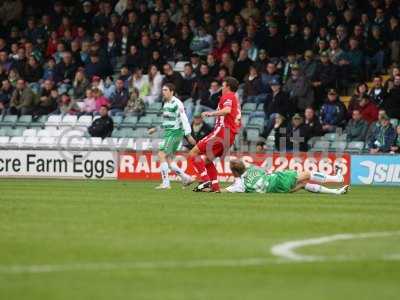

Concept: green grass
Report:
left=0, top=179, right=399, bottom=300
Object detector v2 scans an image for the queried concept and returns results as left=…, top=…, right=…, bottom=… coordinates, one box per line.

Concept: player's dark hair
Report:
left=163, top=83, right=175, bottom=93
left=223, top=76, right=239, bottom=92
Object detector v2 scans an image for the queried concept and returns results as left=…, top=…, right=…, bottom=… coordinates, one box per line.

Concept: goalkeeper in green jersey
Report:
left=148, top=83, right=196, bottom=189
left=224, top=159, right=349, bottom=195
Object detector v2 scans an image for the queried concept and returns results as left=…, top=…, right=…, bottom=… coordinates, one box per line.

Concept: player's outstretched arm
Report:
left=223, top=179, right=245, bottom=193
left=202, top=107, right=232, bottom=118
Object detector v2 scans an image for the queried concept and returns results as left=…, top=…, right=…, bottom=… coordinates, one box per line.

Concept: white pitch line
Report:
left=271, top=231, right=400, bottom=261
left=1, top=231, right=400, bottom=275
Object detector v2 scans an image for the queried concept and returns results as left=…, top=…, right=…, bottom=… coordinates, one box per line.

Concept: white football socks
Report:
left=170, top=162, right=192, bottom=182
left=160, top=162, right=170, bottom=187
left=310, top=172, right=343, bottom=183
left=305, top=183, right=340, bottom=195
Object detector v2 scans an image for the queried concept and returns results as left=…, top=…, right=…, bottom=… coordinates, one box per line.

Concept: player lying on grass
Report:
left=148, top=83, right=196, bottom=189
left=224, top=159, right=349, bottom=195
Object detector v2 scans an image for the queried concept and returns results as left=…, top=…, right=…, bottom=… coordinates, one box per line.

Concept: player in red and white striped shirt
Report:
left=188, top=77, right=241, bottom=192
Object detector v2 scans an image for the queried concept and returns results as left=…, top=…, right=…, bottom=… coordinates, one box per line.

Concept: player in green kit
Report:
left=224, top=159, right=349, bottom=195
left=148, top=83, right=196, bottom=189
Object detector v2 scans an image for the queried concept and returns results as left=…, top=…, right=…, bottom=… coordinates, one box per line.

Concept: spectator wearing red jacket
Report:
left=359, top=94, right=379, bottom=124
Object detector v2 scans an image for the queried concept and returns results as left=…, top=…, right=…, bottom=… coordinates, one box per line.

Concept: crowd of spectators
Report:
left=0, top=0, right=399, bottom=153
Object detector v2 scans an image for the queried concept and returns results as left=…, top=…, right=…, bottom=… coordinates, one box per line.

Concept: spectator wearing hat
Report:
left=368, top=113, right=397, bottom=154
left=283, top=64, right=314, bottom=113
left=262, top=78, right=290, bottom=138
left=286, top=113, right=308, bottom=152
left=384, top=74, right=400, bottom=119
left=345, top=109, right=369, bottom=142
left=319, top=89, right=347, bottom=133
left=326, top=12, right=338, bottom=35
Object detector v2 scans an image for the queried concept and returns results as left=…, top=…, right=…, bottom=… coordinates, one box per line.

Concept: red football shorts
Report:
left=197, top=127, right=236, bottom=158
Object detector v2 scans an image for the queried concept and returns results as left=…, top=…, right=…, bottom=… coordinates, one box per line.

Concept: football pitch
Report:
left=0, top=179, right=399, bottom=300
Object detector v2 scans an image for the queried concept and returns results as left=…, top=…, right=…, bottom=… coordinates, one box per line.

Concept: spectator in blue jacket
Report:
left=368, top=113, right=397, bottom=154
left=319, top=88, right=347, bottom=133
left=109, top=78, right=129, bottom=116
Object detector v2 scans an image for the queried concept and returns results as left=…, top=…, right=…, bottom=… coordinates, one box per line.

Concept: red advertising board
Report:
left=118, top=152, right=351, bottom=184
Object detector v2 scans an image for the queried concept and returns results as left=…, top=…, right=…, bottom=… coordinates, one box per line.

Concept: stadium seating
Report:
left=0, top=115, right=18, bottom=127
left=147, top=102, right=163, bottom=114
left=30, top=116, right=48, bottom=128
left=16, top=115, right=32, bottom=127
left=45, top=115, right=63, bottom=128
left=246, top=128, right=261, bottom=143
left=59, top=115, right=77, bottom=128
left=77, top=115, right=93, bottom=127
left=0, top=136, right=10, bottom=148
left=346, top=141, right=365, bottom=153
left=242, top=103, right=257, bottom=114
left=311, top=141, right=331, bottom=152
left=330, top=141, right=347, bottom=152
left=120, top=116, right=138, bottom=128
left=247, top=117, right=265, bottom=130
